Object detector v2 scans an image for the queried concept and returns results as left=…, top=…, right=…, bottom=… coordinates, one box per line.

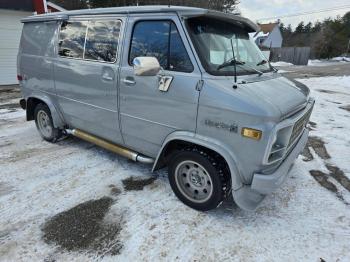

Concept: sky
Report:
left=239, top=0, right=350, bottom=28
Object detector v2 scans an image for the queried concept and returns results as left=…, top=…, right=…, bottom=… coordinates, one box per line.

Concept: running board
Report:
left=65, top=129, right=154, bottom=164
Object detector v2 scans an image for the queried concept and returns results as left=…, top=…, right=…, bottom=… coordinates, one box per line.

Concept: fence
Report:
left=269, top=47, right=311, bottom=65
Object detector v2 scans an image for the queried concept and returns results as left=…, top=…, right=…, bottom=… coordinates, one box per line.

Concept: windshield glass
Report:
left=186, top=17, right=272, bottom=76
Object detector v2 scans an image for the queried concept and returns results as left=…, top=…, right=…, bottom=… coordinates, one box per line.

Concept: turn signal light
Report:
left=241, top=128, right=262, bottom=140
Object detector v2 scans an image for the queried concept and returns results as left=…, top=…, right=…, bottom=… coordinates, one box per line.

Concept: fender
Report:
left=27, top=91, right=65, bottom=128
left=153, top=131, right=244, bottom=191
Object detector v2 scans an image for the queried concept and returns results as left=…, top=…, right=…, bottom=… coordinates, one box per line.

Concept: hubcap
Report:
left=37, top=110, right=52, bottom=138
left=175, top=160, right=213, bottom=203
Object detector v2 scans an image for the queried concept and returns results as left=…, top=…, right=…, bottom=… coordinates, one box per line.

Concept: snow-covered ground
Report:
left=308, top=59, right=350, bottom=67
left=271, top=57, right=350, bottom=69
left=1, top=77, right=350, bottom=261
left=270, top=61, right=294, bottom=67
left=332, top=57, right=350, bottom=62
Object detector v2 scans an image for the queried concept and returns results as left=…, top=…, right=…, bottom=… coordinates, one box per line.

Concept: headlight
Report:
left=266, top=125, right=293, bottom=163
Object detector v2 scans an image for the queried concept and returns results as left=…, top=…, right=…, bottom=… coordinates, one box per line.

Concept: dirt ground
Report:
left=279, top=62, right=350, bottom=79
left=0, top=85, right=21, bottom=102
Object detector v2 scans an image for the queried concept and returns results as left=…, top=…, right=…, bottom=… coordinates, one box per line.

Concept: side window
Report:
left=129, top=21, right=169, bottom=68
left=129, top=21, right=193, bottom=73
left=59, top=21, right=87, bottom=59
left=84, top=20, right=121, bottom=62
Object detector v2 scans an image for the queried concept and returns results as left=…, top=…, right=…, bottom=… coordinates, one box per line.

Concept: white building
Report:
left=0, top=0, right=64, bottom=86
left=253, top=22, right=283, bottom=49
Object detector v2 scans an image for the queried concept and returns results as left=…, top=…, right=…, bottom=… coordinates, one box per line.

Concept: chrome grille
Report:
left=288, top=107, right=312, bottom=147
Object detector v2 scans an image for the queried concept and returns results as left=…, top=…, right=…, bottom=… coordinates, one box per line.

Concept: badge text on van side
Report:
left=204, top=120, right=238, bottom=133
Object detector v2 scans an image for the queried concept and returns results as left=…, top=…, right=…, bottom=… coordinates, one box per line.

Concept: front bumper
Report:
left=233, top=129, right=309, bottom=211
left=251, top=129, right=309, bottom=195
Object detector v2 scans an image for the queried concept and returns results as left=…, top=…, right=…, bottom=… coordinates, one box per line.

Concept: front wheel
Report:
left=168, top=150, right=227, bottom=211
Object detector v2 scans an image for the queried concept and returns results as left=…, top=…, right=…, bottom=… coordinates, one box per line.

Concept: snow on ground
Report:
left=276, top=69, right=289, bottom=73
left=308, top=59, right=350, bottom=67
left=272, top=57, right=349, bottom=68
left=270, top=61, right=294, bottom=67
left=333, top=57, right=350, bottom=62
left=298, top=76, right=350, bottom=177
left=1, top=77, right=350, bottom=261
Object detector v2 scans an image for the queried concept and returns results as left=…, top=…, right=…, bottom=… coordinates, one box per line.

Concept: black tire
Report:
left=34, top=103, right=61, bottom=142
left=168, top=150, right=226, bottom=211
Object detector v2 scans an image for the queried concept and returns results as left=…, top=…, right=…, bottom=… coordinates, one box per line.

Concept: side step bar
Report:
left=65, top=129, right=154, bottom=164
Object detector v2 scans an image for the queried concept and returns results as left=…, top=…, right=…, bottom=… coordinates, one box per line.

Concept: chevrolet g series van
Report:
left=17, top=6, right=314, bottom=211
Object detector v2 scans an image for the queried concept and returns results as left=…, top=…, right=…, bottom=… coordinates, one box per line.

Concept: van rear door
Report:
left=54, top=17, right=125, bottom=144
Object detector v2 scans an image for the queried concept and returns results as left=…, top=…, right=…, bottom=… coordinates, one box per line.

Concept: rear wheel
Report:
left=168, top=149, right=228, bottom=211
left=34, top=103, right=61, bottom=142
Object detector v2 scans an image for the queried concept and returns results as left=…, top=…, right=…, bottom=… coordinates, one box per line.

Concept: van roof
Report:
left=21, top=5, right=259, bottom=32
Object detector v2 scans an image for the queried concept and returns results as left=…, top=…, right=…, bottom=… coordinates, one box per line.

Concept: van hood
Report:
left=204, top=74, right=309, bottom=120
left=241, top=75, right=309, bottom=118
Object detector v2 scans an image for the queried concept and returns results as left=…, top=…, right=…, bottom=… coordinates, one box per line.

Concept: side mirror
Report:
left=133, top=57, right=161, bottom=76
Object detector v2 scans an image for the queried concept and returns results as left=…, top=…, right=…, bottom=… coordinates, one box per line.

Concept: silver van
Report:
left=17, top=6, right=314, bottom=211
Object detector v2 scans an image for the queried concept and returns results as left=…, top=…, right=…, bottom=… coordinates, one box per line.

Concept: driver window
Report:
left=129, top=20, right=193, bottom=73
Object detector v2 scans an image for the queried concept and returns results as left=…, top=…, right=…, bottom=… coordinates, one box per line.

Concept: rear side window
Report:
left=129, top=21, right=193, bottom=73
left=59, top=21, right=87, bottom=59
left=58, top=20, right=121, bottom=63
left=84, top=20, right=121, bottom=62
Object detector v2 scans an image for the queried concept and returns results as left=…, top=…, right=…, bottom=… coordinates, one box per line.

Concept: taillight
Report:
left=17, top=75, right=23, bottom=81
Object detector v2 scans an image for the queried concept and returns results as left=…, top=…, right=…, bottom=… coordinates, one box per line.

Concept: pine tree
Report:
left=295, top=22, right=305, bottom=33
left=304, top=22, right=312, bottom=34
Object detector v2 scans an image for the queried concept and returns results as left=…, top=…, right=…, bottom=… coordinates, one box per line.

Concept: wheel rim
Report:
left=174, top=160, right=213, bottom=204
left=37, top=110, right=52, bottom=138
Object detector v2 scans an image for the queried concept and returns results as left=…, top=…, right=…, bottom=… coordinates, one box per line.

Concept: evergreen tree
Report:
left=304, top=22, right=312, bottom=33
left=312, top=21, right=322, bottom=33
left=295, top=22, right=305, bottom=33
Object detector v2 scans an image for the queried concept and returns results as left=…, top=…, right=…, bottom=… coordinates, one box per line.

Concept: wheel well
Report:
left=156, top=140, right=231, bottom=183
left=26, top=97, right=45, bottom=121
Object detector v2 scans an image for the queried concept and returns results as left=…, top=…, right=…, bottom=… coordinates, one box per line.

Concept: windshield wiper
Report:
left=217, top=58, right=245, bottom=71
left=218, top=59, right=264, bottom=76
left=237, top=63, right=264, bottom=76
left=256, top=59, right=268, bottom=66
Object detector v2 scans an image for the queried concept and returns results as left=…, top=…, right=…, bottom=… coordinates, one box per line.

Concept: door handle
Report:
left=102, top=72, right=114, bottom=81
left=102, top=75, right=114, bottom=81
left=123, top=77, right=136, bottom=86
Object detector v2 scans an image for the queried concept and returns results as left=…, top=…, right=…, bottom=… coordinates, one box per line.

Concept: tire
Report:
left=168, top=149, right=227, bottom=211
left=34, top=103, right=61, bottom=142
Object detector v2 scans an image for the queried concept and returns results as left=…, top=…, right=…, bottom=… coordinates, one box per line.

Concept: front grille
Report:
left=288, top=107, right=312, bottom=147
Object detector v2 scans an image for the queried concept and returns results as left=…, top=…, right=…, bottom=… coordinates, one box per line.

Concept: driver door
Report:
left=119, top=15, right=201, bottom=157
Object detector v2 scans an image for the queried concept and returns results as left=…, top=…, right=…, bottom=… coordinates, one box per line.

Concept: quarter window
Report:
left=169, top=23, right=194, bottom=72
left=129, top=21, right=193, bottom=73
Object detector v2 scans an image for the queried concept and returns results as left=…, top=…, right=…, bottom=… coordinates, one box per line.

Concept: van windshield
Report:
left=186, top=17, right=272, bottom=76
